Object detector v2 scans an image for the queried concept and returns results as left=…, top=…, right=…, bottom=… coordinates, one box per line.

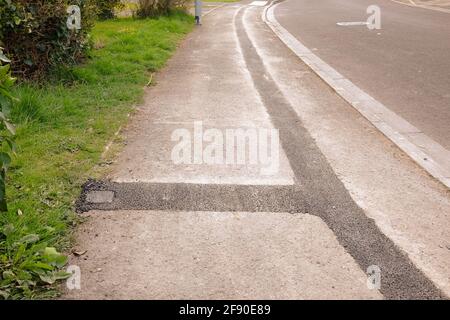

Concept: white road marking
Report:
left=250, top=1, right=268, bottom=6
left=336, top=21, right=369, bottom=26
left=390, top=0, right=450, bottom=13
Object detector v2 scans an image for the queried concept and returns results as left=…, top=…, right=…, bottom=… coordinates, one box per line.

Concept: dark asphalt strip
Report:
left=235, top=6, right=444, bottom=299
left=77, top=180, right=307, bottom=214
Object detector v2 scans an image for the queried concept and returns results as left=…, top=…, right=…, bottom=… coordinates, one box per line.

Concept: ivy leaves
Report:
left=0, top=225, right=71, bottom=299
left=0, top=47, right=17, bottom=211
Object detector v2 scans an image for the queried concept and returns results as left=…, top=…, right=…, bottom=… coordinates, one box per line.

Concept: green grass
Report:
left=0, top=11, right=193, bottom=299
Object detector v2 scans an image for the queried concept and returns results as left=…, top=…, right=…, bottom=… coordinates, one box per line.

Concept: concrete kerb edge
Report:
left=389, top=0, right=450, bottom=14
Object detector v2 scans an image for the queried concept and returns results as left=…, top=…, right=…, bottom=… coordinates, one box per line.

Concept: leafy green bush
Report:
left=0, top=0, right=97, bottom=79
left=0, top=48, right=16, bottom=212
left=96, top=0, right=125, bottom=19
left=135, top=0, right=190, bottom=18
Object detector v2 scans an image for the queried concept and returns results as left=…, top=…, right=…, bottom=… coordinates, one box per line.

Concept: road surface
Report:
left=275, top=0, right=450, bottom=149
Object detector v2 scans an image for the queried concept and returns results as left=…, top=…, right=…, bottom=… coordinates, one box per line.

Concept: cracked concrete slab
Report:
left=64, top=211, right=382, bottom=300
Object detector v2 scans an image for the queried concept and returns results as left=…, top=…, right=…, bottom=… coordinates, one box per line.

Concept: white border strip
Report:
left=263, top=0, right=450, bottom=189
left=203, top=3, right=227, bottom=17
left=390, top=0, right=450, bottom=14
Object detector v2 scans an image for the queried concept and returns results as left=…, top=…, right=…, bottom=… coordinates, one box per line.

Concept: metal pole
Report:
left=195, top=0, right=202, bottom=25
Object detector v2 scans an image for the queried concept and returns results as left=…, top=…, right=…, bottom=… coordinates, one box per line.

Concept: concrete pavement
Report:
left=65, top=210, right=380, bottom=299
left=65, top=1, right=450, bottom=299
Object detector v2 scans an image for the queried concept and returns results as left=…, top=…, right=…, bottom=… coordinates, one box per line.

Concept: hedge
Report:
left=0, top=0, right=97, bottom=79
left=97, top=0, right=124, bottom=20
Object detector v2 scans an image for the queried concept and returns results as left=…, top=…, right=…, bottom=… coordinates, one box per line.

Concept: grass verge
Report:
left=0, top=11, right=193, bottom=299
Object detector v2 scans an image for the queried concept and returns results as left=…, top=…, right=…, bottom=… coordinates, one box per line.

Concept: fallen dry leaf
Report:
left=72, top=249, right=87, bottom=256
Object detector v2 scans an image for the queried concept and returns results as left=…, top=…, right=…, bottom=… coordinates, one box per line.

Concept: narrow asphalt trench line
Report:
left=75, top=4, right=445, bottom=299
left=234, top=5, right=444, bottom=299
left=77, top=180, right=307, bottom=214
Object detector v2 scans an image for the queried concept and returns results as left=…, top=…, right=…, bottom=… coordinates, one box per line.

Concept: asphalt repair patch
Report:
left=77, top=179, right=307, bottom=214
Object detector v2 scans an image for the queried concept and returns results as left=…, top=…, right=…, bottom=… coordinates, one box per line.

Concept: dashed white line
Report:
left=336, top=21, right=369, bottom=26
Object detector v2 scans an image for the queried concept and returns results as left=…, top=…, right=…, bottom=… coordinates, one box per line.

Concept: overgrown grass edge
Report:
left=0, top=11, right=193, bottom=299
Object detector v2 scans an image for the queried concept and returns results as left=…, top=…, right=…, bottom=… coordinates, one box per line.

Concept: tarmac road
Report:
left=274, top=0, right=450, bottom=149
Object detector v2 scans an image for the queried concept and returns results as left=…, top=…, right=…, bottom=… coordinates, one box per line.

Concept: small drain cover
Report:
left=86, top=190, right=115, bottom=204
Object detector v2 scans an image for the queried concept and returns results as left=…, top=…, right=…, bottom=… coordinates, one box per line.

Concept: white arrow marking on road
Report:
left=250, top=1, right=268, bottom=6
left=336, top=21, right=369, bottom=26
